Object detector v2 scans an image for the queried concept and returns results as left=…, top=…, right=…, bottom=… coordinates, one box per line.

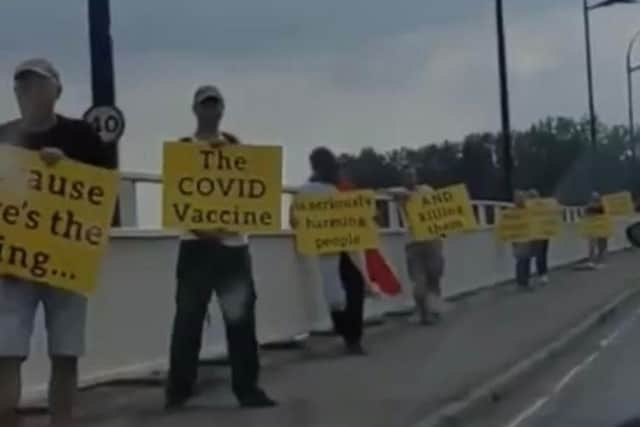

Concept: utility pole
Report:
left=496, top=0, right=514, bottom=201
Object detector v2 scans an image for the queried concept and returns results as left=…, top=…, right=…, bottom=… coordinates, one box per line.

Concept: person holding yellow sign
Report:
left=512, top=191, right=534, bottom=290
left=0, top=59, right=114, bottom=427
left=291, top=147, right=368, bottom=355
left=527, top=189, right=550, bottom=285
left=165, top=86, right=275, bottom=410
left=393, top=169, right=447, bottom=325
left=585, top=192, right=608, bottom=269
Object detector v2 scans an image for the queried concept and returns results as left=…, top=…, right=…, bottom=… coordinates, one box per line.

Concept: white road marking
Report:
left=552, top=352, right=597, bottom=394
left=505, top=397, right=549, bottom=427
left=502, top=306, right=640, bottom=427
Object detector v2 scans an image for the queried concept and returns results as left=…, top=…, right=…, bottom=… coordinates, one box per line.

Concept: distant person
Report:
left=585, top=191, right=607, bottom=269
left=0, top=58, right=113, bottom=427
left=528, top=189, right=550, bottom=285
left=513, top=190, right=533, bottom=291
left=394, top=169, right=446, bottom=325
left=165, top=85, right=276, bottom=409
left=293, top=148, right=367, bottom=355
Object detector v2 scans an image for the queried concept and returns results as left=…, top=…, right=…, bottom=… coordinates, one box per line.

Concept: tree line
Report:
left=339, top=116, right=638, bottom=206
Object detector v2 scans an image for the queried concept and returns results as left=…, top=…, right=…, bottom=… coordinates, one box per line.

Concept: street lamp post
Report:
left=495, top=0, right=513, bottom=202
left=626, top=29, right=640, bottom=194
left=583, top=0, right=638, bottom=192
left=583, top=0, right=597, bottom=160
left=626, top=30, right=640, bottom=161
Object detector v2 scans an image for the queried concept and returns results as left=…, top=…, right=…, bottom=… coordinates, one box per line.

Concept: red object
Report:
left=365, top=249, right=402, bottom=296
left=338, top=178, right=402, bottom=296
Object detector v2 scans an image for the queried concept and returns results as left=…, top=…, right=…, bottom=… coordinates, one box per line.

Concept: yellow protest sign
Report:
left=404, top=184, right=477, bottom=240
left=292, top=190, right=378, bottom=255
left=163, top=141, right=283, bottom=232
left=0, top=145, right=118, bottom=294
left=579, top=215, right=613, bottom=238
left=526, top=198, right=562, bottom=240
left=496, top=208, right=532, bottom=242
left=602, top=191, right=634, bottom=216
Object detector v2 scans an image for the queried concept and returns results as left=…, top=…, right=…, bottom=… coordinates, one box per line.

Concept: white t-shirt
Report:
left=295, top=180, right=347, bottom=311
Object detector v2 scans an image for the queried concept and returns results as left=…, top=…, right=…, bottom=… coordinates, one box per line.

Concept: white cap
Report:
left=193, top=85, right=224, bottom=106
left=14, top=58, right=61, bottom=88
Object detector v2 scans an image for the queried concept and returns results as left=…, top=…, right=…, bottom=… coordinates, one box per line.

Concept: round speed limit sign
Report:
left=83, top=105, right=126, bottom=144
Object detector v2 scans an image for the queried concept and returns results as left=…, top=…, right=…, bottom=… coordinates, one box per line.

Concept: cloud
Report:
left=2, top=0, right=640, bottom=194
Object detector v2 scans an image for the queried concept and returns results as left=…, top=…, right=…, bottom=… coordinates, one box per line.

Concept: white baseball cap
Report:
left=193, top=85, right=224, bottom=106
left=14, top=58, right=62, bottom=88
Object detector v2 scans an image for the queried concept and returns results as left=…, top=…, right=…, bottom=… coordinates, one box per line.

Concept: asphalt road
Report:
left=472, top=294, right=640, bottom=427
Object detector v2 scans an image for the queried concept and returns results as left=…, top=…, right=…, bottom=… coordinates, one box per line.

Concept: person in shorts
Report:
left=165, top=86, right=276, bottom=409
left=0, top=58, right=113, bottom=427
left=394, top=169, right=446, bottom=325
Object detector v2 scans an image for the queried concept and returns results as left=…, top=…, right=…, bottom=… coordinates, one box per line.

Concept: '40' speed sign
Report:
left=83, top=105, right=126, bottom=144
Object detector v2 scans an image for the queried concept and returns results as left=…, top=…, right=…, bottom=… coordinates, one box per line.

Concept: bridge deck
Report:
left=22, top=251, right=639, bottom=427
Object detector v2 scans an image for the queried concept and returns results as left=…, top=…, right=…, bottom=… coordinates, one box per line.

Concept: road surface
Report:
left=20, top=251, right=640, bottom=427
left=472, top=290, right=640, bottom=427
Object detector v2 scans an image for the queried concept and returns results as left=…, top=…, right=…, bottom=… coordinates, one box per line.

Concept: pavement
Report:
left=21, top=250, right=640, bottom=427
left=469, top=279, right=640, bottom=427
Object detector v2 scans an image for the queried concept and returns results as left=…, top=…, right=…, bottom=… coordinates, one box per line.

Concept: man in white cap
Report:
left=165, top=85, right=276, bottom=409
left=0, top=58, right=112, bottom=427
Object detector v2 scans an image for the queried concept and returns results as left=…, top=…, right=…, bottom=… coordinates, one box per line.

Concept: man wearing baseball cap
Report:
left=165, top=85, right=276, bottom=409
left=0, top=58, right=113, bottom=427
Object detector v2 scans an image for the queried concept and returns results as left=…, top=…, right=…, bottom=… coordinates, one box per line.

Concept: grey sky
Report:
left=1, top=0, right=639, bottom=190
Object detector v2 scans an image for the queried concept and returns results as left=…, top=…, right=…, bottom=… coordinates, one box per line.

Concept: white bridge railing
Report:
left=20, top=171, right=613, bottom=403
left=118, top=171, right=586, bottom=230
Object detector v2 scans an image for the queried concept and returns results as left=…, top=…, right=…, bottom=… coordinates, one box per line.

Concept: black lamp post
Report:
left=583, top=0, right=638, bottom=192
left=495, top=0, right=513, bottom=201
left=626, top=30, right=640, bottom=162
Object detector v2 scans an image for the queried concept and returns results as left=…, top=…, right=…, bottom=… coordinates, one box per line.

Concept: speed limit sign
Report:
left=83, top=105, right=126, bottom=144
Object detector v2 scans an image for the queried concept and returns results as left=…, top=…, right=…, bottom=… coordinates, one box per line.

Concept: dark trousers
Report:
left=167, top=240, right=260, bottom=400
left=516, top=257, right=531, bottom=287
left=534, top=240, right=549, bottom=276
left=330, top=253, right=365, bottom=346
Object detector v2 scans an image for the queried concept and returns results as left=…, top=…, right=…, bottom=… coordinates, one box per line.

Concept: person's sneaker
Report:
left=419, top=312, right=441, bottom=325
left=345, top=343, right=368, bottom=356
left=539, top=275, right=549, bottom=285
left=238, top=389, right=278, bottom=408
left=164, top=392, right=193, bottom=411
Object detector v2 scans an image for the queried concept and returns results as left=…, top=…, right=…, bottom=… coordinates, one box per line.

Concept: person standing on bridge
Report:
left=513, top=190, right=533, bottom=291
left=292, top=148, right=367, bottom=355
left=528, top=189, right=550, bottom=286
left=0, top=58, right=114, bottom=427
left=165, top=85, right=276, bottom=409
left=585, top=192, right=608, bottom=269
left=393, top=169, right=446, bottom=325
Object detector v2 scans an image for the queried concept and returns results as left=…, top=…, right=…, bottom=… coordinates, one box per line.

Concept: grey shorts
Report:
left=406, top=241, right=445, bottom=285
left=0, top=277, right=87, bottom=358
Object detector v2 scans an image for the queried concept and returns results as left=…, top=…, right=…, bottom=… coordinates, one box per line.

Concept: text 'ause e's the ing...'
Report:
left=0, top=166, right=110, bottom=281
